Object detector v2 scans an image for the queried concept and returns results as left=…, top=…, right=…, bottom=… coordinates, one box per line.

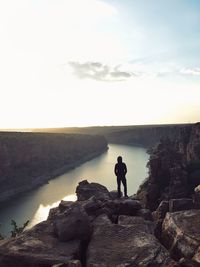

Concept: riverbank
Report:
left=0, top=144, right=149, bottom=237
left=0, top=132, right=108, bottom=204
left=0, top=147, right=108, bottom=204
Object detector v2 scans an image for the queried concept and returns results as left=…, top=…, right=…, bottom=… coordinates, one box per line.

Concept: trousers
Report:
left=117, top=176, right=127, bottom=197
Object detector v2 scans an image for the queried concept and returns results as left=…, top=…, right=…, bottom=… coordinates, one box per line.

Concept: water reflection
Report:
left=28, top=194, right=77, bottom=228
left=0, top=144, right=149, bottom=236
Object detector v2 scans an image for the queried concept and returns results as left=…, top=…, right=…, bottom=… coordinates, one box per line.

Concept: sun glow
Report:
left=0, top=0, right=200, bottom=128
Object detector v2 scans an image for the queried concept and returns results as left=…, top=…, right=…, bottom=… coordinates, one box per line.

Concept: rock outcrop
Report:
left=0, top=221, right=82, bottom=267
left=135, top=123, right=200, bottom=266
left=0, top=180, right=178, bottom=267
left=87, top=224, right=176, bottom=267
left=0, top=132, right=108, bottom=203
left=1, top=123, right=200, bottom=266
left=137, top=123, right=200, bottom=211
left=162, top=210, right=200, bottom=264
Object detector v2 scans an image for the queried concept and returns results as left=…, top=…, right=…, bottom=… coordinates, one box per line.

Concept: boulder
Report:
left=162, top=210, right=200, bottom=262
left=0, top=221, right=81, bottom=267
left=193, top=185, right=200, bottom=206
left=106, top=198, right=142, bottom=216
left=82, top=196, right=104, bottom=216
left=192, top=246, right=200, bottom=264
left=52, top=261, right=82, bottom=267
left=109, top=190, right=122, bottom=199
left=48, top=206, right=60, bottom=220
left=76, top=180, right=110, bottom=201
left=154, top=201, right=169, bottom=220
left=179, top=258, right=200, bottom=267
left=86, top=224, right=177, bottom=267
left=136, top=208, right=153, bottom=221
left=54, top=203, right=92, bottom=242
left=118, top=215, right=155, bottom=234
left=58, top=201, right=74, bottom=213
left=92, top=214, right=112, bottom=227
left=169, top=198, right=195, bottom=212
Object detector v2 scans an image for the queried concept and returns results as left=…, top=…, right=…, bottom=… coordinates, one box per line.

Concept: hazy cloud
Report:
left=180, top=67, right=200, bottom=76
left=69, top=61, right=136, bottom=81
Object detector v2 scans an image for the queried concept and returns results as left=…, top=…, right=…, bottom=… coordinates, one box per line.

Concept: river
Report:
left=0, top=144, right=149, bottom=237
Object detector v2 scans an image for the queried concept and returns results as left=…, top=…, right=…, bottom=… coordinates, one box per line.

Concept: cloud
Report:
left=180, top=67, right=200, bottom=76
left=68, top=61, right=136, bottom=81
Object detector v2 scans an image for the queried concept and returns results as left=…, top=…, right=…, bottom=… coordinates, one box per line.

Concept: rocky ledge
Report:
left=4, top=179, right=200, bottom=267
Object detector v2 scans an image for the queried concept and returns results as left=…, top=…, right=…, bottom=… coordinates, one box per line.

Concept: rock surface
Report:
left=0, top=221, right=81, bottom=267
left=54, top=203, right=92, bottom=242
left=76, top=180, right=110, bottom=201
left=137, top=124, right=200, bottom=211
left=0, top=180, right=179, bottom=267
left=87, top=223, right=177, bottom=267
left=162, top=210, right=200, bottom=262
left=1, top=171, right=200, bottom=267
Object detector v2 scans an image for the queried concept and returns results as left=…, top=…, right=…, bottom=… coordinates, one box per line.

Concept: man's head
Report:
left=117, top=156, right=122, bottom=163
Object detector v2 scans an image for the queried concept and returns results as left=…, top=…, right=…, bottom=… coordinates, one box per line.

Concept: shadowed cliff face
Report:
left=137, top=123, right=200, bottom=211
left=0, top=132, right=108, bottom=202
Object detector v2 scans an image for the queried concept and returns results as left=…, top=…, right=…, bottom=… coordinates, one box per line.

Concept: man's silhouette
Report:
left=114, top=156, right=128, bottom=198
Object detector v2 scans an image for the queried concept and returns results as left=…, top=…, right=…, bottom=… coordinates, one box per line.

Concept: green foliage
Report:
left=0, top=220, right=30, bottom=239
left=11, top=220, right=30, bottom=238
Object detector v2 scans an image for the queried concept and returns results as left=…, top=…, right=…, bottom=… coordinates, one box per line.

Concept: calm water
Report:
left=0, top=144, right=149, bottom=237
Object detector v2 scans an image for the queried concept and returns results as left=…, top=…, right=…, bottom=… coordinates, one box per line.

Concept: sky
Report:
left=0, top=0, right=200, bottom=128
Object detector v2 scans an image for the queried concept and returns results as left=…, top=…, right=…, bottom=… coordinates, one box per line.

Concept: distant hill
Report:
left=5, top=123, right=192, bottom=147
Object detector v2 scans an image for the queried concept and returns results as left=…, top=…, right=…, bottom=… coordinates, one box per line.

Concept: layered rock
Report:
left=76, top=180, right=110, bottom=201
left=137, top=124, right=200, bottom=211
left=162, top=210, right=200, bottom=264
left=0, top=221, right=82, bottom=267
left=87, top=224, right=177, bottom=267
left=0, top=180, right=177, bottom=267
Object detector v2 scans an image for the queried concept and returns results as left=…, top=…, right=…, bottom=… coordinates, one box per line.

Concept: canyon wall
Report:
left=0, top=132, right=108, bottom=202
left=27, top=123, right=191, bottom=147
left=137, top=123, right=200, bottom=211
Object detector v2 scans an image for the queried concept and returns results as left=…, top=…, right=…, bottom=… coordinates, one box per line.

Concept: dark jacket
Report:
left=114, top=162, right=127, bottom=178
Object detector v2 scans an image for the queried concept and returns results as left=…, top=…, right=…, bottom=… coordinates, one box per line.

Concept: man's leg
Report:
left=117, top=177, right=121, bottom=197
left=122, top=177, right=128, bottom=197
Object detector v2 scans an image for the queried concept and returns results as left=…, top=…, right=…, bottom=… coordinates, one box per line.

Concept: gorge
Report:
left=0, top=123, right=200, bottom=266
left=0, top=132, right=107, bottom=203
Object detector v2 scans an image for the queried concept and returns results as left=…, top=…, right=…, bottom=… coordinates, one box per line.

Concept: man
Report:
left=114, top=156, right=128, bottom=198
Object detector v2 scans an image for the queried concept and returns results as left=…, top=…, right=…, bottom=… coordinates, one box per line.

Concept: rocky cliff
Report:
left=0, top=132, right=108, bottom=202
left=105, top=124, right=189, bottom=147
left=137, top=123, right=200, bottom=211
left=0, top=180, right=178, bottom=267
left=22, top=123, right=191, bottom=147
left=1, top=179, right=200, bottom=266
left=1, top=123, right=200, bottom=266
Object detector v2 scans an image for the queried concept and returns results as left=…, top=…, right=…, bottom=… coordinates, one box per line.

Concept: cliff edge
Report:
left=0, top=177, right=200, bottom=266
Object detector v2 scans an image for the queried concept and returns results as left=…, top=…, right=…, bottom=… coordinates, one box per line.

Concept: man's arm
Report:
left=114, top=164, right=118, bottom=176
left=124, top=163, right=127, bottom=175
